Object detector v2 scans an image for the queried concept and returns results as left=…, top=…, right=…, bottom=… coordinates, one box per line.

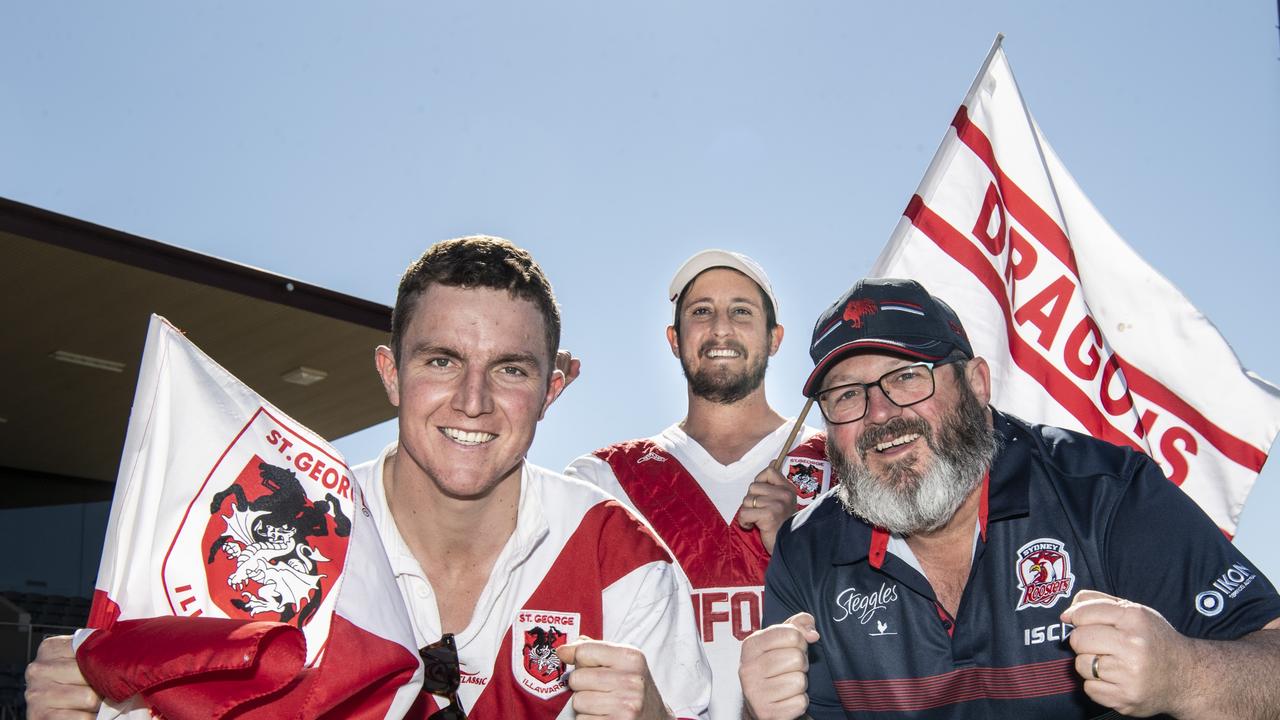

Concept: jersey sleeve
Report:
left=1104, top=454, right=1280, bottom=640
left=564, top=454, right=640, bottom=516
left=601, top=561, right=712, bottom=720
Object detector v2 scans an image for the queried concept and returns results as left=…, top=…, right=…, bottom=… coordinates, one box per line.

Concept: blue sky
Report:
left=4, top=3, right=1278, bottom=581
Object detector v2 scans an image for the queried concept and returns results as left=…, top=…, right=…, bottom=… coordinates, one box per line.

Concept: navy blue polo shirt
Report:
left=763, top=410, right=1280, bottom=719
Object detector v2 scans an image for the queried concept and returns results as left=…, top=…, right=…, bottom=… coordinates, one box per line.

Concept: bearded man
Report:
left=739, top=278, right=1280, bottom=719
left=567, top=250, right=829, bottom=720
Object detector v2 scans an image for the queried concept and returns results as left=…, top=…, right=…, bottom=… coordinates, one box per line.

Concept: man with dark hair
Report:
left=389, top=235, right=562, bottom=367
left=360, top=235, right=708, bottom=718
left=26, top=235, right=710, bottom=719
left=568, top=250, right=827, bottom=720
left=740, top=278, right=1280, bottom=719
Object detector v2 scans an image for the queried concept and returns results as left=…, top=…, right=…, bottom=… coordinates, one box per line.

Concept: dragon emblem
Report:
left=206, top=460, right=351, bottom=626
left=523, top=626, right=567, bottom=682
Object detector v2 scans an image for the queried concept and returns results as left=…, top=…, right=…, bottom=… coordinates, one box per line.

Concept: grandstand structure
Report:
left=0, top=197, right=395, bottom=713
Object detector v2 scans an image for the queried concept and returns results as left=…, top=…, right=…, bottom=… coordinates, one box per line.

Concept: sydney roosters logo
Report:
left=843, top=299, right=878, bottom=328
left=1015, top=538, right=1076, bottom=611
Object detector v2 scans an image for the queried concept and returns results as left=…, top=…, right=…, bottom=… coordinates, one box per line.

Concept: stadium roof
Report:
left=0, top=197, right=395, bottom=507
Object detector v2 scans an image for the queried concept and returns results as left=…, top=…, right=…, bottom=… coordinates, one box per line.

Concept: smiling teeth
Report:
left=875, top=434, right=920, bottom=452
left=706, top=349, right=740, bottom=358
left=442, top=428, right=496, bottom=445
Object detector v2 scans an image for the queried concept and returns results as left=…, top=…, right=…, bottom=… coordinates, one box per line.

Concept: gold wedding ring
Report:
left=1090, top=654, right=1101, bottom=680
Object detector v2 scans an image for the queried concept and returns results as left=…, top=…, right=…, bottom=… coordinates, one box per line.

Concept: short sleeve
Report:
left=1104, top=455, right=1280, bottom=640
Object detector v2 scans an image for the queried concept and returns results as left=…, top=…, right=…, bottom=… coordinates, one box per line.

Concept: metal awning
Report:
left=0, top=197, right=395, bottom=506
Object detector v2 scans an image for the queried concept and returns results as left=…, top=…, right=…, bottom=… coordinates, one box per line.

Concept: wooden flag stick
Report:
left=772, top=397, right=815, bottom=471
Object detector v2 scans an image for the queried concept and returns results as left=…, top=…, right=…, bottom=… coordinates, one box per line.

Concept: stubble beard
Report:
left=681, top=339, right=769, bottom=405
left=830, top=373, right=997, bottom=535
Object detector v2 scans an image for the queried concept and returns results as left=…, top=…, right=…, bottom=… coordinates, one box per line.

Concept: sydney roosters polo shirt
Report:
left=763, top=410, right=1280, bottom=719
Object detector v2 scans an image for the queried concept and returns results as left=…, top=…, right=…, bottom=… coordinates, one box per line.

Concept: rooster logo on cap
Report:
left=843, top=299, right=878, bottom=329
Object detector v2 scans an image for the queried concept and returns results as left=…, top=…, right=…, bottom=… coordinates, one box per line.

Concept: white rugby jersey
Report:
left=356, top=443, right=711, bottom=719
left=565, top=421, right=827, bottom=720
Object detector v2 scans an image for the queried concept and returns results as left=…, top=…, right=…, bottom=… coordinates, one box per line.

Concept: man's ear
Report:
left=768, top=324, right=784, bottom=356
left=666, top=325, right=680, bottom=359
left=374, top=345, right=401, bottom=408
left=965, top=356, right=992, bottom=406
left=539, top=367, right=567, bottom=420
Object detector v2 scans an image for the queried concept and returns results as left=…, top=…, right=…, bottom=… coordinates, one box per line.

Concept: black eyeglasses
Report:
left=815, top=359, right=961, bottom=425
left=421, top=633, right=466, bottom=720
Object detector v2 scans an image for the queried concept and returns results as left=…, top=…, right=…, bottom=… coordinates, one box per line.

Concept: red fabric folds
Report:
left=76, top=614, right=420, bottom=720
left=77, top=617, right=304, bottom=719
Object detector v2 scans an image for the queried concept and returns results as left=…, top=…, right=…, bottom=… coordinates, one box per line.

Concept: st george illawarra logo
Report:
left=1015, top=538, right=1076, bottom=611
left=203, top=457, right=351, bottom=626
left=163, top=410, right=355, bottom=644
left=784, top=456, right=830, bottom=502
left=512, top=609, right=580, bottom=698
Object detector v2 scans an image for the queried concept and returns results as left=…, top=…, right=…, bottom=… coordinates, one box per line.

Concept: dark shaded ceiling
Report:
left=0, top=197, right=395, bottom=507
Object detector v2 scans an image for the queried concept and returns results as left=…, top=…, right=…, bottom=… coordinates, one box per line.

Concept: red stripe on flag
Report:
left=904, top=195, right=1138, bottom=451
left=88, top=589, right=121, bottom=630
left=943, top=108, right=1267, bottom=472
left=1116, top=357, right=1265, bottom=472
left=951, top=106, right=1080, bottom=276
left=833, top=657, right=1078, bottom=712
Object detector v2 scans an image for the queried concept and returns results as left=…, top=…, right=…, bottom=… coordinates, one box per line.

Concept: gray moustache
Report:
left=857, top=418, right=931, bottom=456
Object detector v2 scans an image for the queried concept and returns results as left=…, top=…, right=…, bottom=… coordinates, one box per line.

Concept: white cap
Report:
left=668, top=249, right=779, bottom=323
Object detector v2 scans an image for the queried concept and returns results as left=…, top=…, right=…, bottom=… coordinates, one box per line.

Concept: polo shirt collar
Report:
left=986, top=409, right=1031, bottom=522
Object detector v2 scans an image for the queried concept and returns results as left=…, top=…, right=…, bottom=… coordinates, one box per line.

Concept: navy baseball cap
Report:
left=803, top=278, right=973, bottom=397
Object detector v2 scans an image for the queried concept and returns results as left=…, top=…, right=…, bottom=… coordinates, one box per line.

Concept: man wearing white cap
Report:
left=566, top=250, right=829, bottom=720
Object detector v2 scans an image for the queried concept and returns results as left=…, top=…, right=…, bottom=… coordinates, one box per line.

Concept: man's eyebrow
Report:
left=686, top=294, right=763, bottom=307
left=491, top=351, right=542, bottom=368
left=408, top=343, right=461, bottom=361
left=821, top=373, right=866, bottom=389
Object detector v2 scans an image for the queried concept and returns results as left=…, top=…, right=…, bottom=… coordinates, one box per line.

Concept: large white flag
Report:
left=79, top=315, right=423, bottom=719
left=871, top=36, right=1280, bottom=536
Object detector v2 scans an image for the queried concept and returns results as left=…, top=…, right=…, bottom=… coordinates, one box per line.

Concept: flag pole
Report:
left=870, top=33, right=1007, bottom=276
left=959, top=32, right=1006, bottom=108
left=772, top=398, right=815, bottom=471
left=998, top=35, right=1081, bottom=250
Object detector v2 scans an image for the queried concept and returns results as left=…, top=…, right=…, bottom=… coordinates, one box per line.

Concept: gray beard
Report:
left=830, top=374, right=997, bottom=535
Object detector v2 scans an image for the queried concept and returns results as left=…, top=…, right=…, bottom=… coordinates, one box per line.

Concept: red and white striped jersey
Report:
left=565, top=421, right=826, bottom=720
left=357, top=443, right=712, bottom=719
